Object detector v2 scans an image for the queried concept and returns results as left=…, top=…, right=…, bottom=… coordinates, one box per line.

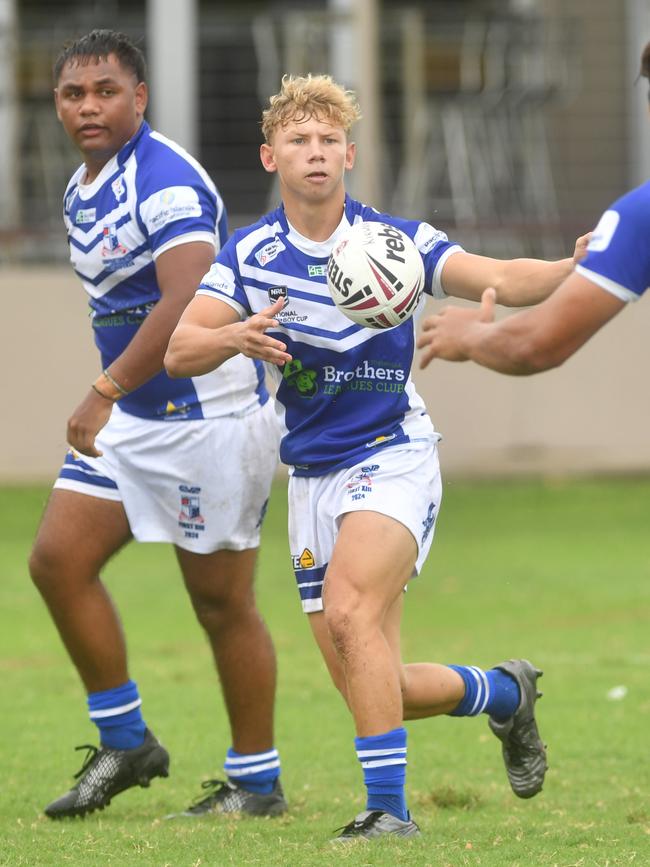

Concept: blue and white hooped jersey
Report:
left=576, top=180, right=650, bottom=302
left=197, top=195, right=462, bottom=475
left=64, top=120, right=268, bottom=420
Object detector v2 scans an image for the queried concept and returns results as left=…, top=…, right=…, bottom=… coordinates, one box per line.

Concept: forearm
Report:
left=103, top=297, right=191, bottom=391
left=494, top=257, right=574, bottom=307
left=165, top=321, right=243, bottom=377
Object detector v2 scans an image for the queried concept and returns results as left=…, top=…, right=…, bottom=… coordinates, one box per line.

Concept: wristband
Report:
left=102, top=368, right=130, bottom=396
left=91, top=382, right=118, bottom=402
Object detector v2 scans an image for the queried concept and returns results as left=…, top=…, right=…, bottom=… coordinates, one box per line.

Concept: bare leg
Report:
left=176, top=546, right=277, bottom=754
left=29, top=489, right=132, bottom=691
left=309, top=563, right=465, bottom=723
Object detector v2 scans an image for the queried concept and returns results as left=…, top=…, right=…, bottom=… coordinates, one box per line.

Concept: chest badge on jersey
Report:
left=268, top=285, right=289, bottom=306
left=101, top=223, right=133, bottom=271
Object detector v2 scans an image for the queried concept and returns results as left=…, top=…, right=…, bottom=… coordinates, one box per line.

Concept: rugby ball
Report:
left=327, top=221, right=425, bottom=328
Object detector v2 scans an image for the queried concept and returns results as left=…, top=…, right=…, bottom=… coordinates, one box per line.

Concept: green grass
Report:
left=1, top=478, right=650, bottom=865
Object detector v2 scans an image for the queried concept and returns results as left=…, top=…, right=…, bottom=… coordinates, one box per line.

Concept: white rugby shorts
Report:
left=288, top=441, right=442, bottom=613
left=54, top=400, right=280, bottom=553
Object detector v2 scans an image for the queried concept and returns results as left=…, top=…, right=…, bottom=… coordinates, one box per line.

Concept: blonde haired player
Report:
left=166, top=74, right=586, bottom=840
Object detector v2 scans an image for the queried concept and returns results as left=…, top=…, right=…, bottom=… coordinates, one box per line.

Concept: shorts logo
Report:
left=421, top=501, right=436, bottom=543
left=268, top=285, right=289, bottom=306
left=291, top=548, right=315, bottom=570
left=347, top=464, right=379, bottom=501
left=178, top=484, right=206, bottom=539
left=255, top=237, right=286, bottom=266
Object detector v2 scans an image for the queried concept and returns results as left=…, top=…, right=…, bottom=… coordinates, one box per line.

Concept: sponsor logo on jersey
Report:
left=419, top=228, right=448, bottom=254
left=75, top=208, right=96, bottom=224
left=291, top=548, right=315, bottom=570
left=111, top=175, right=126, bottom=201
left=322, top=360, right=406, bottom=397
left=282, top=358, right=318, bottom=398
left=268, top=285, right=289, bottom=306
left=365, top=433, right=397, bottom=448
left=163, top=399, right=190, bottom=417
left=178, top=484, right=206, bottom=538
left=421, top=501, right=437, bottom=542
left=308, top=264, right=327, bottom=277
left=255, top=237, right=286, bottom=267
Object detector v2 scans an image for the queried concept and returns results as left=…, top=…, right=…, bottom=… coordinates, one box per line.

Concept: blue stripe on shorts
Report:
left=294, top=564, right=327, bottom=604
left=58, top=452, right=119, bottom=490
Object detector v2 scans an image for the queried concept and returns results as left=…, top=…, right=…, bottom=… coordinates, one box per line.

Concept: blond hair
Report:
left=261, top=74, right=361, bottom=143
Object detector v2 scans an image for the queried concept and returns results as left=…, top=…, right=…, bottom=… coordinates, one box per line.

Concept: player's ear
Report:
left=135, top=81, right=148, bottom=116
left=53, top=88, right=62, bottom=121
left=345, top=141, right=356, bottom=170
left=260, top=143, right=277, bottom=173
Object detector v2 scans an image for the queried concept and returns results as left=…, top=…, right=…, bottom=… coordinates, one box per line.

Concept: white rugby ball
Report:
left=327, top=221, right=425, bottom=328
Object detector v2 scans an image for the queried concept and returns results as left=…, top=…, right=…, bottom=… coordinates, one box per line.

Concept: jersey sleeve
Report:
left=576, top=183, right=650, bottom=302
left=136, top=150, right=220, bottom=260
left=195, top=236, right=251, bottom=319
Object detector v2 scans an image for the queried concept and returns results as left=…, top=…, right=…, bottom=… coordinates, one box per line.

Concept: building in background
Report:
left=2, top=0, right=648, bottom=262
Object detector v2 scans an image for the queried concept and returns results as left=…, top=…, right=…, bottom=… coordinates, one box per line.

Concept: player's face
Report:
left=55, top=54, right=147, bottom=173
left=260, top=116, right=355, bottom=205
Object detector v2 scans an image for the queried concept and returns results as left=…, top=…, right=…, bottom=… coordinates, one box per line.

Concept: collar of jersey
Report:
left=75, top=121, right=149, bottom=201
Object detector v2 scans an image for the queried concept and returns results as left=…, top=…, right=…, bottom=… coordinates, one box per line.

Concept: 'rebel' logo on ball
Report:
left=327, top=221, right=425, bottom=329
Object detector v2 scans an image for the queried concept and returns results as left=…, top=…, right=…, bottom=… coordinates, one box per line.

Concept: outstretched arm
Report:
left=439, top=233, right=591, bottom=307
left=417, top=272, right=625, bottom=375
left=165, top=294, right=292, bottom=378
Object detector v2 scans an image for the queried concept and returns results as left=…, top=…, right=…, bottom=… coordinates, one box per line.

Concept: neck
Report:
left=282, top=191, right=346, bottom=242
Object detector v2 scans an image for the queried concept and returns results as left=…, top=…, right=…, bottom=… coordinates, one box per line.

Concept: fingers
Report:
left=480, top=287, right=497, bottom=322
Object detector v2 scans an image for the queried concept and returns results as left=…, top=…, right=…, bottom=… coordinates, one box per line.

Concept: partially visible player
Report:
left=416, top=45, right=650, bottom=375
left=164, top=75, right=588, bottom=841
left=29, top=30, right=286, bottom=820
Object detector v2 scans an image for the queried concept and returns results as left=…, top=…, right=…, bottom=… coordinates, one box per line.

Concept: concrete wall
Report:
left=2, top=266, right=649, bottom=484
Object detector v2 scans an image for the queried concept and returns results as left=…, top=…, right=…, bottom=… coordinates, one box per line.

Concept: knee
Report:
left=323, top=603, right=360, bottom=663
left=28, top=540, right=64, bottom=595
left=190, top=587, right=259, bottom=635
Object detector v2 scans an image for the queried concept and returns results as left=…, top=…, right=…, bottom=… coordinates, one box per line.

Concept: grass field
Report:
left=1, top=477, right=649, bottom=866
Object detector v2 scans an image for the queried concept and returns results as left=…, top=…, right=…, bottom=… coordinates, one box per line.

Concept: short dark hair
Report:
left=53, top=29, right=146, bottom=85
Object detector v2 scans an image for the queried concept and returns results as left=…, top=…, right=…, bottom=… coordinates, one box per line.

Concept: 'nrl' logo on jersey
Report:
left=268, top=285, right=289, bottom=306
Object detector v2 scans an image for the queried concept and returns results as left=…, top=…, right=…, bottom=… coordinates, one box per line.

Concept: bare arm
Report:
left=165, top=294, right=292, bottom=378
left=417, top=272, right=626, bottom=375
left=67, top=241, right=214, bottom=457
left=439, top=233, right=590, bottom=307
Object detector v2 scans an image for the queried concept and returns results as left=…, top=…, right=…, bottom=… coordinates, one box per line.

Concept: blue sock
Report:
left=87, top=679, right=146, bottom=750
left=355, top=727, right=408, bottom=822
left=224, top=747, right=280, bottom=794
left=448, top=665, right=520, bottom=721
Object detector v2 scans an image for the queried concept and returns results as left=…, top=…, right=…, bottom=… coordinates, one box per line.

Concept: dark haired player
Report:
left=29, top=30, right=286, bottom=820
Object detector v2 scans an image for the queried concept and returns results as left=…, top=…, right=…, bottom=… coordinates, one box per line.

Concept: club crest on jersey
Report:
left=111, top=175, right=126, bottom=201
left=268, top=285, right=289, bottom=307
left=255, top=237, right=286, bottom=267
left=178, top=484, right=206, bottom=539
left=101, top=224, right=128, bottom=256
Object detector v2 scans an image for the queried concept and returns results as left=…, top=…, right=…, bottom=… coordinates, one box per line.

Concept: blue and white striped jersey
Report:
left=577, top=180, right=650, bottom=302
left=197, top=195, right=462, bottom=475
left=64, top=120, right=268, bottom=420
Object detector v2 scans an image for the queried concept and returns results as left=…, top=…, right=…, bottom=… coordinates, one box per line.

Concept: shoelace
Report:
left=333, top=810, right=384, bottom=835
left=72, top=744, right=102, bottom=779
left=191, top=778, right=231, bottom=808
